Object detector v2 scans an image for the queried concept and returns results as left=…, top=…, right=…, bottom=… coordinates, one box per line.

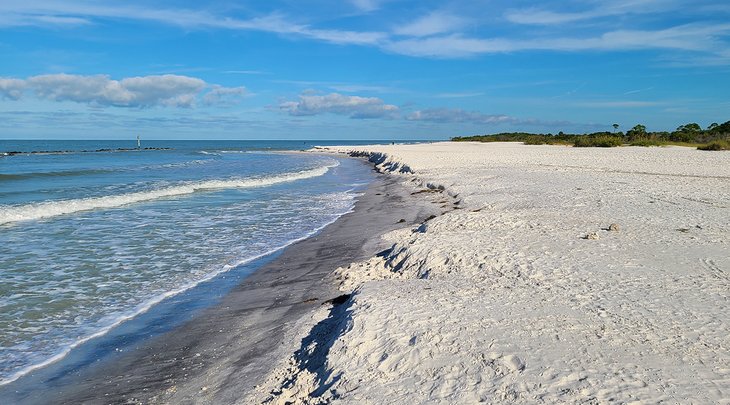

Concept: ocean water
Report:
left=0, top=140, right=378, bottom=386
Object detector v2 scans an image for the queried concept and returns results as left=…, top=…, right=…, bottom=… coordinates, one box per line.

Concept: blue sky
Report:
left=1, top=0, right=729, bottom=140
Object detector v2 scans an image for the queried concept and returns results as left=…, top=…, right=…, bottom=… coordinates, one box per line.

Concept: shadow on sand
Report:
left=274, top=294, right=353, bottom=401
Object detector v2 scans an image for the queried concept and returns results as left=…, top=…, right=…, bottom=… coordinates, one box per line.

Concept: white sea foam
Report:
left=0, top=192, right=357, bottom=387
left=0, top=163, right=337, bottom=225
left=197, top=150, right=221, bottom=156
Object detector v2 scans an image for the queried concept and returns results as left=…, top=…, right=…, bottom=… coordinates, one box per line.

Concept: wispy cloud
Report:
left=0, top=109, right=264, bottom=133
left=384, top=23, right=730, bottom=57
left=384, top=35, right=506, bottom=58
left=623, top=87, right=654, bottom=95
left=1, top=0, right=728, bottom=63
left=0, top=74, right=246, bottom=108
left=0, top=2, right=386, bottom=46
left=0, top=11, right=91, bottom=27
left=350, top=0, right=380, bottom=12
left=505, top=8, right=598, bottom=25
left=273, top=80, right=399, bottom=94
left=578, top=100, right=661, bottom=108
left=406, top=108, right=516, bottom=124
left=223, top=70, right=269, bottom=75
left=406, top=107, right=574, bottom=127
left=505, top=0, right=683, bottom=25
left=434, top=92, right=485, bottom=98
left=202, top=85, right=248, bottom=106
left=393, top=11, right=466, bottom=37
left=327, top=84, right=399, bottom=93
left=276, top=91, right=617, bottom=128
left=279, top=92, right=399, bottom=118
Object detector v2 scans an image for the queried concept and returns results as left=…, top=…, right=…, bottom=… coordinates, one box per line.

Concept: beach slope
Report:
left=3, top=169, right=447, bottom=404
left=257, top=142, right=729, bottom=404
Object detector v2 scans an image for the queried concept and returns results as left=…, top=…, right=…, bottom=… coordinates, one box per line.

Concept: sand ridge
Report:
left=253, top=142, right=729, bottom=404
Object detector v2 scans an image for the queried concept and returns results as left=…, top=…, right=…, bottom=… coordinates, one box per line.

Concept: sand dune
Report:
left=254, top=142, right=729, bottom=404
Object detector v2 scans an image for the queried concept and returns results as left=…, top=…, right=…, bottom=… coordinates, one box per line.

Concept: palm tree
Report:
left=612, top=123, right=619, bottom=134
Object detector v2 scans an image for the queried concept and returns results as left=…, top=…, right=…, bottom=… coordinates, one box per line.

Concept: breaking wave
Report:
left=0, top=163, right=337, bottom=225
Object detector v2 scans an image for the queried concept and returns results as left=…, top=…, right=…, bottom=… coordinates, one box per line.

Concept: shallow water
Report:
left=0, top=140, right=375, bottom=385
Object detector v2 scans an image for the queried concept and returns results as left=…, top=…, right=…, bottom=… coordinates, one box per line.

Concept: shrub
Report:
left=669, top=131, right=696, bottom=143
left=697, top=140, right=730, bottom=151
left=523, top=136, right=549, bottom=145
left=573, top=136, right=623, bottom=147
left=630, top=139, right=665, bottom=147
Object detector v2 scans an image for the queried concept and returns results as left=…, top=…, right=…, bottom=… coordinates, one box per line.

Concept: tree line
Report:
left=452, top=120, right=730, bottom=150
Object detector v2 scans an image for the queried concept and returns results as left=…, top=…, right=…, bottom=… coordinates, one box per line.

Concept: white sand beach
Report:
left=254, top=142, right=729, bottom=404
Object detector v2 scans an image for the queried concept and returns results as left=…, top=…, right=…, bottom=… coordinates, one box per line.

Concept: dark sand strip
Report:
left=14, top=165, right=446, bottom=404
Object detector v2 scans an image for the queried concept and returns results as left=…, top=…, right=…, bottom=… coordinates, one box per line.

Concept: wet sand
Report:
left=7, top=163, right=444, bottom=404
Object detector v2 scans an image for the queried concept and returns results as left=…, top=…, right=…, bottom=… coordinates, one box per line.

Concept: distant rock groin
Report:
left=1, top=147, right=172, bottom=157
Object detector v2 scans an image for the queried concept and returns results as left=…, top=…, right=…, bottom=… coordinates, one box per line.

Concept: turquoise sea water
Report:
left=0, top=140, right=380, bottom=385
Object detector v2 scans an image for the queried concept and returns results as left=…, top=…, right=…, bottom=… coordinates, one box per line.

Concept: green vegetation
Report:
left=573, top=135, right=623, bottom=147
left=452, top=120, right=730, bottom=150
left=626, top=124, right=647, bottom=139
left=629, top=139, right=665, bottom=147
left=697, top=140, right=730, bottom=151
left=522, top=135, right=571, bottom=145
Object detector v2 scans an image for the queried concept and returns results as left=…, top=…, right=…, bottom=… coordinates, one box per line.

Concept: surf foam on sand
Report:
left=254, top=142, right=729, bottom=404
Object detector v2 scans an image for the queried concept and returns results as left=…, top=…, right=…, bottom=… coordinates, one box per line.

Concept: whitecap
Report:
left=0, top=162, right=338, bottom=225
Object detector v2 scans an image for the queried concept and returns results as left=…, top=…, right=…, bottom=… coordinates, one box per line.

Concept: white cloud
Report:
left=579, top=101, right=660, bottom=108
left=405, top=107, right=574, bottom=127
left=505, top=0, right=683, bottom=25
left=212, top=13, right=388, bottom=45
left=0, top=2, right=386, bottom=46
left=435, top=92, right=485, bottom=98
left=277, top=94, right=581, bottom=127
left=272, top=80, right=398, bottom=93
left=1, top=74, right=245, bottom=108
left=303, top=28, right=386, bottom=45
left=33, top=14, right=90, bottom=25
left=0, top=78, right=26, bottom=100
left=0, top=12, right=91, bottom=27
left=350, top=0, right=383, bottom=12
left=1, top=0, right=727, bottom=62
left=202, top=85, right=247, bottom=105
left=384, top=35, right=511, bottom=58
left=327, top=84, right=398, bottom=93
left=384, top=23, right=730, bottom=57
left=27, top=74, right=205, bottom=107
left=394, top=11, right=466, bottom=37
left=623, top=87, right=653, bottom=95
left=406, top=108, right=516, bottom=124
left=505, top=8, right=596, bottom=25
left=223, top=70, right=268, bottom=75
left=280, top=92, right=399, bottom=118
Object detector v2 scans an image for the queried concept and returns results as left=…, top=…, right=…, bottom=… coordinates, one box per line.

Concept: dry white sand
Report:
left=252, top=142, right=729, bottom=404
